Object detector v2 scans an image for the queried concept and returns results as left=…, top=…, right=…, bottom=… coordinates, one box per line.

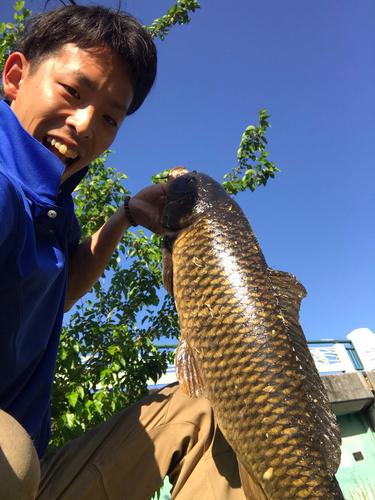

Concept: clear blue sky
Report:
left=2, top=0, right=374, bottom=341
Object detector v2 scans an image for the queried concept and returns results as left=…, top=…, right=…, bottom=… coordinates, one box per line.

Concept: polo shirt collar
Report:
left=0, top=100, right=88, bottom=203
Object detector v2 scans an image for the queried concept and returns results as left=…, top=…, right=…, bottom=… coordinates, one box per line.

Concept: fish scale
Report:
left=162, top=168, right=344, bottom=499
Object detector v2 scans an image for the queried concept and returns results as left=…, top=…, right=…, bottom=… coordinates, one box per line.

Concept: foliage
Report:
left=144, top=0, right=201, bottom=41
left=0, top=0, right=31, bottom=96
left=1, top=1, right=278, bottom=457
left=51, top=154, right=179, bottom=446
left=223, top=109, right=280, bottom=194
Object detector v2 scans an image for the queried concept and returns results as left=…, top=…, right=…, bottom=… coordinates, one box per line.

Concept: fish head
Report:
left=161, top=167, right=212, bottom=295
left=162, top=167, right=229, bottom=232
left=162, top=168, right=200, bottom=231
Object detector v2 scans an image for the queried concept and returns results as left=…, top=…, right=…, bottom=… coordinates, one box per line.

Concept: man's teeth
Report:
left=46, top=136, right=78, bottom=159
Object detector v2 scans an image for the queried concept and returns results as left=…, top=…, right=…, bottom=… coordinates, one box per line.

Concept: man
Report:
left=0, top=3, right=246, bottom=499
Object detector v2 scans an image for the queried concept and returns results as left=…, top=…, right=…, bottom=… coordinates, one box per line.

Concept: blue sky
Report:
left=2, top=0, right=374, bottom=341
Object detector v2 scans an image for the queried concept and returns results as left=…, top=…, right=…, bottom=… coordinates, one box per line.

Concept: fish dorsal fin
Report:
left=175, top=337, right=205, bottom=398
left=267, top=268, right=307, bottom=321
left=162, top=246, right=174, bottom=296
left=268, top=268, right=342, bottom=476
left=238, top=460, right=268, bottom=500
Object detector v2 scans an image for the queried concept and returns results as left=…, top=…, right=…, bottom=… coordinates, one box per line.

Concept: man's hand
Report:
left=128, top=183, right=167, bottom=234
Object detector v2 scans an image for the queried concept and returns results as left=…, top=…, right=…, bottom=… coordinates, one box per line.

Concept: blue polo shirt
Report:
left=0, top=100, right=88, bottom=457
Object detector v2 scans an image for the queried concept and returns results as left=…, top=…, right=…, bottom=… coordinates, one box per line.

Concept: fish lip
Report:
left=167, top=166, right=190, bottom=184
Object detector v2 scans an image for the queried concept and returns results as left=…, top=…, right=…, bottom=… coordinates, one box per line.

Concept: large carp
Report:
left=161, top=167, right=344, bottom=500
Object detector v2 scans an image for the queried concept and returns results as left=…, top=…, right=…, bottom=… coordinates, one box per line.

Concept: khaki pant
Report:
left=3, top=383, right=246, bottom=499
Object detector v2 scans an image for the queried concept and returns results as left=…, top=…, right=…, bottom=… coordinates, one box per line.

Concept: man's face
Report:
left=9, top=44, right=134, bottom=184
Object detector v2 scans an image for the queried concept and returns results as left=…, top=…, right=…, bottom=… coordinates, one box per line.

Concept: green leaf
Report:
left=108, top=345, right=118, bottom=355
left=14, top=1, right=25, bottom=12
left=66, top=391, right=79, bottom=408
left=112, top=361, right=121, bottom=371
left=66, top=412, right=75, bottom=428
left=76, top=386, right=85, bottom=399
left=93, top=400, right=103, bottom=415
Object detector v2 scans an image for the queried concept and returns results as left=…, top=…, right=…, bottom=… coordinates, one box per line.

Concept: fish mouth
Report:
left=167, top=166, right=191, bottom=184
left=42, top=135, right=80, bottom=168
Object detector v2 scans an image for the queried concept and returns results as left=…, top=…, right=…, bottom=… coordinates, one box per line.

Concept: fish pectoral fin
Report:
left=238, top=461, right=268, bottom=500
left=175, top=337, right=205, bottom=398
left=162, top=245, right=174, bottom=295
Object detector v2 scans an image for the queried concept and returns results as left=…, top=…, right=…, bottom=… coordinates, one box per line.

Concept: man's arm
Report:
left=65, top=183, right=166, bottom=312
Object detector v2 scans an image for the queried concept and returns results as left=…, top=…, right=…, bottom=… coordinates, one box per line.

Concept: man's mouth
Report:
left=43, top=135, right=80, bottom=166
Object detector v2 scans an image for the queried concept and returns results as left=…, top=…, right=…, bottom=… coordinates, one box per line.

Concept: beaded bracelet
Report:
left=123, top=196, right=138, bottom=227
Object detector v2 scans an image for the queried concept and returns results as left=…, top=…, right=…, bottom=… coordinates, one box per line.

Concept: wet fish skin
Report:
left=162, top=168, right=344, bottom=500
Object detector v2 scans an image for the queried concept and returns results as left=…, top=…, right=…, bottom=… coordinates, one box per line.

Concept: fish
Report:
left=161, top=167, right=344, bottom=500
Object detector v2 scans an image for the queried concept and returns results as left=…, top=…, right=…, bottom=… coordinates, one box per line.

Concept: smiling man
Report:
left=0, top=3, right=247, bottom=500
left=8, top=43, right=134, bottom=183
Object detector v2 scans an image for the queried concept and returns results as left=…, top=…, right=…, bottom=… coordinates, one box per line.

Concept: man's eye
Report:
left=104, top=115, right=117, bottom=128
left=63, top=85, right=80, bottom=99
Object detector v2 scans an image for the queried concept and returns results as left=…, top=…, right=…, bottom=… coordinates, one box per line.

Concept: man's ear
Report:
left=2, top=52, right=30, bottom=101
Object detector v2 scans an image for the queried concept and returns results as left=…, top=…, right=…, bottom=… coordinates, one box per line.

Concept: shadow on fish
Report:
left=162, top=167, right=344, bottom=500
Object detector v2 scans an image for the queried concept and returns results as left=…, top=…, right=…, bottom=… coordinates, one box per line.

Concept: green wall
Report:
left=336, top=412, right=375, bottom=500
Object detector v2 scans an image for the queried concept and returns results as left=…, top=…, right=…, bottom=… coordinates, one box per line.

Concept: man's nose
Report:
left=66, top=107, right=95, bottom=139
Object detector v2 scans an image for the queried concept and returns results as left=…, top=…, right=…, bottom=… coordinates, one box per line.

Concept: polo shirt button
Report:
left=47, top=210, right=57, bottom=219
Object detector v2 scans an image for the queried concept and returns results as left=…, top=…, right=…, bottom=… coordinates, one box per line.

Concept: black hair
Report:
left=15, top=3, right=157, bottom=115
